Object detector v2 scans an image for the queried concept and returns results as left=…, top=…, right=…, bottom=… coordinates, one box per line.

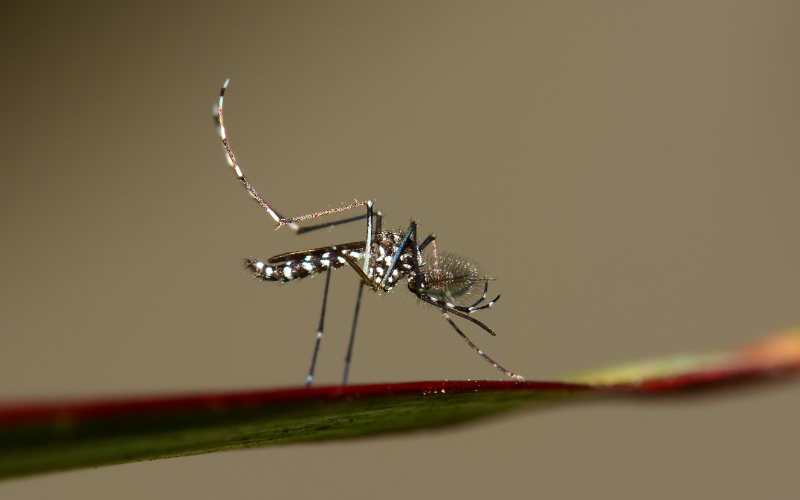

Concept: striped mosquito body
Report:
left=245, top=229, right=418, bottom=290
left=246, top=242, right=367, bottom=283
left=214, top=79, right=523, bottom=386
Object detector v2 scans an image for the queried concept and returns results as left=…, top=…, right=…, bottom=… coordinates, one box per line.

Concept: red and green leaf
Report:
left=1, top=328, right=798, bottom=480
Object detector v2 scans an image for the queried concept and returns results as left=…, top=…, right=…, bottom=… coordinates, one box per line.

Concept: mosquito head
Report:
left=411, top=252, right=493, bottom=306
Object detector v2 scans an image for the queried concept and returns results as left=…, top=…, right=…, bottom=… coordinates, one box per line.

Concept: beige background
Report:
left=2, top=1, right=800, bottom=498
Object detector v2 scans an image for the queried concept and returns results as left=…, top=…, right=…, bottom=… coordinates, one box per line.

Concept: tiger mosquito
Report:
left=213, top=79, right=523, bottom=387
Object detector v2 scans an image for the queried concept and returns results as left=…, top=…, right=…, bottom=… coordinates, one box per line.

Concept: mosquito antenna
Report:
left=442, top=311, right=524, bottom=380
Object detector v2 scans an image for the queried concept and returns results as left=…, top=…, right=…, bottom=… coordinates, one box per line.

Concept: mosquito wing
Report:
left=267, top=241, right=367, bottom=264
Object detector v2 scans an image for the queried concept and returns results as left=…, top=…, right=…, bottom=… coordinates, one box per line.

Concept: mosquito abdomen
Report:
left=245, top=249, right=364, bottom=283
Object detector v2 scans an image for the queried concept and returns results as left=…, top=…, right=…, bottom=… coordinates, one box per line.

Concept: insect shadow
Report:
left=213, top=80, right=523, bottom=387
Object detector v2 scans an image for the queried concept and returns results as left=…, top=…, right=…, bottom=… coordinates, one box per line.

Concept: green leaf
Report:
left=1, top=328, right=798, bottom=480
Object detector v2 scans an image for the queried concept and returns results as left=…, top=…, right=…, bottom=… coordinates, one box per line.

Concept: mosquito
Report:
left=213, top=79, right=523, bottom=387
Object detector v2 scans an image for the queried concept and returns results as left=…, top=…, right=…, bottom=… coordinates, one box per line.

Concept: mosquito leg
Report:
left=418, top=233, right=438, bottom=285
left=332, top=246, right=373, bottom=286
left=214, top=80, right=297, bottom=230
left=430, top=238, right=440, bottom=274
left=215, top=80, right=372, bottom=232
left=448, top=283, right=501, bottom=313
left=306, top=254, right=334, bottom=388
left=331, top=244, right=380, bottom=386
left=336, top=206, right=381, bottom=385
left=442, top=311, right=524, bottom=380
left=415, top=293, right=497, bottom=336
left=414, top=233, right=437, bottom=293
left=467, top=282, right=489, bottom=308
left=439, top=295, right=502, bottom=315
left=281, top=200, right=371, bottom=228
left=454, top=295, right=501, bottom=313
left=361, top=201, right=374, bottom=278
left=294, top=213, right=370, bottom=235
left=411, top=223, right=422, bottom=293
left=342, top=281, right=365, bottom=386
left=419, top=234, right=436, bottom=252
left=295, top=207, right=382, bottom=236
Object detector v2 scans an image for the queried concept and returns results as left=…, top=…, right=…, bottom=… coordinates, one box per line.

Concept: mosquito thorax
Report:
left=366, top=229, right=418, bottom=292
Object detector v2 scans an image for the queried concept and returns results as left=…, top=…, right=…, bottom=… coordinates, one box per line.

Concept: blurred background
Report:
left=1, top=1, right=799, bottom=498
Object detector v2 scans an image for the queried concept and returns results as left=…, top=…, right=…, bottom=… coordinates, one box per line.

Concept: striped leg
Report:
left=441, top=311, right=524, bottom=381
left=216, top=80, right=382, bottom=387
left=306, top=256, right=334, bottom=387
left=214, top=79, right=371, bottom=232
